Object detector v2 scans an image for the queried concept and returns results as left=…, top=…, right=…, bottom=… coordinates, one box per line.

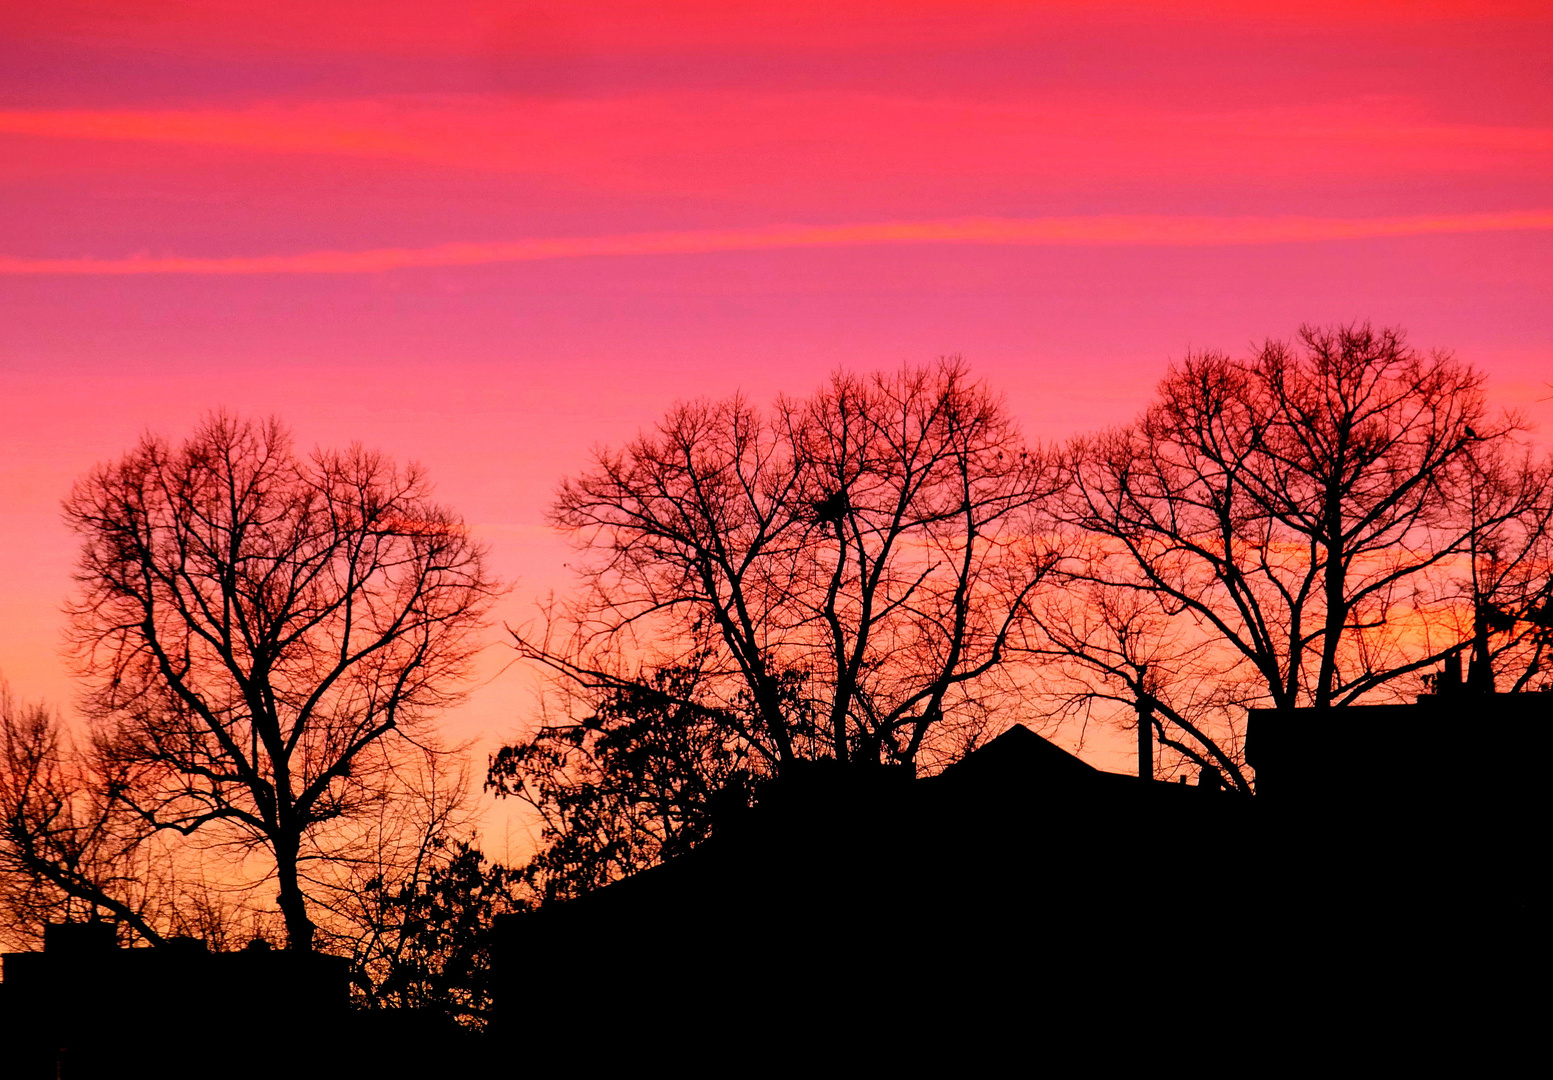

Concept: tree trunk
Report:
left=275, top=834, right=316, bottom=951
left=1315, top=498, right=1346, bottom=708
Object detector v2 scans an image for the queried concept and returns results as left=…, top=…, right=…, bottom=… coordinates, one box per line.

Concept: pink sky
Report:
left=3, top=2, right=1551, bottom=839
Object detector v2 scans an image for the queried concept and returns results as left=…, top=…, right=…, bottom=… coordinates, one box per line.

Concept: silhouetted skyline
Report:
left=1, top=9, right=1551, bottom=1069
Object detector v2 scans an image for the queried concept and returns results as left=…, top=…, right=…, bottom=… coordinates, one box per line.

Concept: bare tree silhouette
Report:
left=63, top=414, right=495, bottom=952
left=1044, top=323, right=1547, bottom=784
left=491, top=361, right=1060, bottom=893
left=1455, top=443, right=1553, bottom=692
left=0, top=681, right=163, bottom=947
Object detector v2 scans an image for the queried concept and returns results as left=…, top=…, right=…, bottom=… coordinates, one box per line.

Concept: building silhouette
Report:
left=0, top=925, right=482, bottom=1077
left=491, top=693, right=1546, bottom=1064
left=491, top=723, right=1259, bottom=1063
left=4, top=690, right=1543, bottom=1072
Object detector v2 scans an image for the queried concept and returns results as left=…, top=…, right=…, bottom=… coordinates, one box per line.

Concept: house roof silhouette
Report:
left=489, top=723, right=1252, bottom=1058
left=491, top=699, right=1544, bottom=1063
left=935, top=720, right=1100, bottom=784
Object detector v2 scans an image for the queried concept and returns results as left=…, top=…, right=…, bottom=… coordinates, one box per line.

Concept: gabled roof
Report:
left=933, top=723, right=1100, bottom=790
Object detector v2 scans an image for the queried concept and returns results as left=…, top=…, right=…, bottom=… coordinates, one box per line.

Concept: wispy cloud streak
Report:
left=5, top=211, right=1551, bottom=275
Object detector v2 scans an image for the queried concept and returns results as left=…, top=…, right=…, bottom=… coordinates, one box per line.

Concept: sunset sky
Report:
left=3, top=1, right=1551, bottom=837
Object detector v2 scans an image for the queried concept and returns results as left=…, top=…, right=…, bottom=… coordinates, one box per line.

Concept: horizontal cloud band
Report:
left=4, top=211, right=1551, bottom=275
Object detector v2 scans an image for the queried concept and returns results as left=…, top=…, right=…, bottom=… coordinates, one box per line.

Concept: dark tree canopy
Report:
left=358, top=839, right=524, bottom=1026
left=488, top=659, right=759, bottom=903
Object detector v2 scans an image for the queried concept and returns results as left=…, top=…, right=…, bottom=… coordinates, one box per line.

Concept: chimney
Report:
left=1438, top=652, right=1463, bottom=695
